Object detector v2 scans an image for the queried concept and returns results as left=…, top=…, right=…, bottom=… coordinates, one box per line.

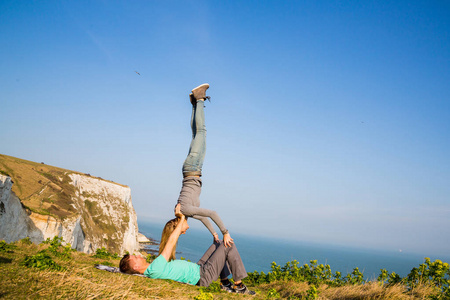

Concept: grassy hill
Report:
left=0, top=238, right=446, bottom=299
left=0, top=153, right=126, bottom=220
left=0, top=153, right=135, bottom=253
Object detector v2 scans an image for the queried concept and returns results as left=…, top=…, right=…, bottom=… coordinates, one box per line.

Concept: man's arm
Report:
left=160, top=215, right=186, bottom=261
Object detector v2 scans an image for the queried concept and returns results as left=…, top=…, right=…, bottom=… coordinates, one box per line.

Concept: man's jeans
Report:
left=197, top=242, right=247, bottom=287
left=183, top=100, right=206, bottom=174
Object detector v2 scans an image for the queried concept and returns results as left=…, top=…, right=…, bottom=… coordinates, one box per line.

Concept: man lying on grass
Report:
left=119, top=211, right=255, bottom=295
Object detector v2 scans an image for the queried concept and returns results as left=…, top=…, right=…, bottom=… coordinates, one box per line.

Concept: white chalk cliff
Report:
left=0, top=173, right=140, bottom=254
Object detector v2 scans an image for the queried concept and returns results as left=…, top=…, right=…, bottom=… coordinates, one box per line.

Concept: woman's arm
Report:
left=195, top=216, right=220, bottom=243
left=160, top=215, right=185, bottom=261
left=191, top=208, right=233, bottom=247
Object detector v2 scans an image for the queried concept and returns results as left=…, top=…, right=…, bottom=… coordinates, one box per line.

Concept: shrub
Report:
left=20, top=237, right=33, bottom=245
left=266, top=288, right=280, bottom=299
left=193, top=290, right=213, bottom=300
left=0, top=240, right=17, bottom=253
left=22, top=250, right=66, bottom=271
left=201, top=281, right=221, bottom=293
left=146, top=254, right=157, bottom=263
left=245, top=258, right=449, bottom=299
left=42, top=236, right=73, bottom=259
left=305, top=284, right=320, bottom=299
left=378, top=268, right=389, bottom=284
left=405, top=257, right=450, bottom=297
left=92, top=247, right=119, bottom=259
left=245, top=260, right=345, bottom=286
left=344, top=267, right=365, bottom=285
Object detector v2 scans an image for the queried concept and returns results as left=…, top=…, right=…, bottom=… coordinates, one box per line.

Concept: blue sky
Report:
left=1, top=1, right=449, bottom=258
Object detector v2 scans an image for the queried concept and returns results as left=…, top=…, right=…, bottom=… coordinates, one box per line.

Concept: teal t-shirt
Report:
left=144, top=255, right=201, bottom=285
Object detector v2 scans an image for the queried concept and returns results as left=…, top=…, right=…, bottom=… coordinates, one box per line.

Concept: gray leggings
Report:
left=197, top=241, right=247, bottom=287
left=177, top=176, right=227, bottom=235
left=178, top=99, right=228, bottom=235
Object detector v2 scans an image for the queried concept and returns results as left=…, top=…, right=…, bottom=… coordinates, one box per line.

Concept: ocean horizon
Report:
left=138, top=220, right=448, bottom=280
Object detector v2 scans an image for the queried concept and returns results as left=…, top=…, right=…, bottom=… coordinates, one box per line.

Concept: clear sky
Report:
left=1, top=1, right=449, bottom=258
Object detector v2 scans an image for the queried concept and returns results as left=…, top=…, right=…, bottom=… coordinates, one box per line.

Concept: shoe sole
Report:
left=191, top=83, right=209, bottom=93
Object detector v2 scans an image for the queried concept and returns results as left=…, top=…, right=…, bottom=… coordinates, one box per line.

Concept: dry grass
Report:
left=253, top=280, right=441, bottom=300
left=0, top=241, right=257, bottom=299
left=0, top=153, right=127, bottom=201
left=1, top=240, right=442, bottom=300
left=321, top=282, right=439, bottom=300
left=0, top=153, right=83, bottom=218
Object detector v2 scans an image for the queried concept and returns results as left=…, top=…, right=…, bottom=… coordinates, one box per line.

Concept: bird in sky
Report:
left=135, top=71, right=140, bottom=75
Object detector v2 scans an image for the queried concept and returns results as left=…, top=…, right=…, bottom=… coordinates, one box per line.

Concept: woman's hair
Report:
left=119, top=254, right=139, bottom=274
left=158, top=217, right=180, bottom=261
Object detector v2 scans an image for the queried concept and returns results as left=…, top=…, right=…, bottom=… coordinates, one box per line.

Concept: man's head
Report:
left=119, top=254, right=149, bottom=274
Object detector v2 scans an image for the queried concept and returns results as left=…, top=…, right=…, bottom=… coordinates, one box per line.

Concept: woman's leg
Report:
left=182, top=84, right=208, bottom=177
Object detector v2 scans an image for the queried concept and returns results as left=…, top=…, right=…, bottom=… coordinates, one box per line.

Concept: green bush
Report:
left=92, top=247, right=119, bottom=259
left=42, top=236, right=73, bottom=259
left=305, top=284, right=320, bottom=299
left=200, top=281, right=221, bottom=293
left=0, top=240, right=17, bottom=253
left=20, top=237, right=33, bottom=245
left=344, top=267, right=365, bottom=285
left=245, top=257, right=450, bottom=298
left=246, top=260, right=347, bottom=286
left=405, top=258, right=450, bottom=298
left=193, top=290, right=213, bottom=300
left=266, top=288, right=280, bottom=299
left=146, top=254, right=157, bottom=263
left=22, top=250, right=66, bottom=271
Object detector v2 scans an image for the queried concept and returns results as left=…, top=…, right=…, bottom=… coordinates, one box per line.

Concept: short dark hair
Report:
left=119, top=254, right=139, bottom=274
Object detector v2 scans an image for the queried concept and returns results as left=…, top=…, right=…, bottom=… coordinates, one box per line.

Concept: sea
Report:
left=138, top=221, right=448, bottom=280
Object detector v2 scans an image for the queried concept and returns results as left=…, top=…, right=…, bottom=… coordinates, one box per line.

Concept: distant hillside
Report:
left=0, top=154, right=139, bottom=254
left=0, top=154, right=125, bottom=219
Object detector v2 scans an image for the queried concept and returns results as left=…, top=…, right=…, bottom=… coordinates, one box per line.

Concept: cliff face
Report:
left=0, top=154, right=139, bottom=254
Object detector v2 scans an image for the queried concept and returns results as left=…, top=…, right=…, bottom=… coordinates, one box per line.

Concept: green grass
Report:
left=0, top=240, right=249, bottom=299
left=0, top=239, right=445, bottom=300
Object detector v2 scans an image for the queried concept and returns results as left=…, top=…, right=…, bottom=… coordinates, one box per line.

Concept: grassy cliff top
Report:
left=0, top=153, right=127, bottom=220
left=0, top=239, right=443, bottom=300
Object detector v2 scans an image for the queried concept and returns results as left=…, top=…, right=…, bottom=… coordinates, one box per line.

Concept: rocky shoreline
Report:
left=138, top=232, right=160, bottom=255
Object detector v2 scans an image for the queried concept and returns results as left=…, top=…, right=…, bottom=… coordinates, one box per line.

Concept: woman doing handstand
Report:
left=159, top=83, right=233, bottom=261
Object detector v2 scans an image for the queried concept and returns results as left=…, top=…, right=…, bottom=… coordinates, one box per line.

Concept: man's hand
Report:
left=174, top=203, right=183, bottom=218
left=223, top=233, right=234, bottom=248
